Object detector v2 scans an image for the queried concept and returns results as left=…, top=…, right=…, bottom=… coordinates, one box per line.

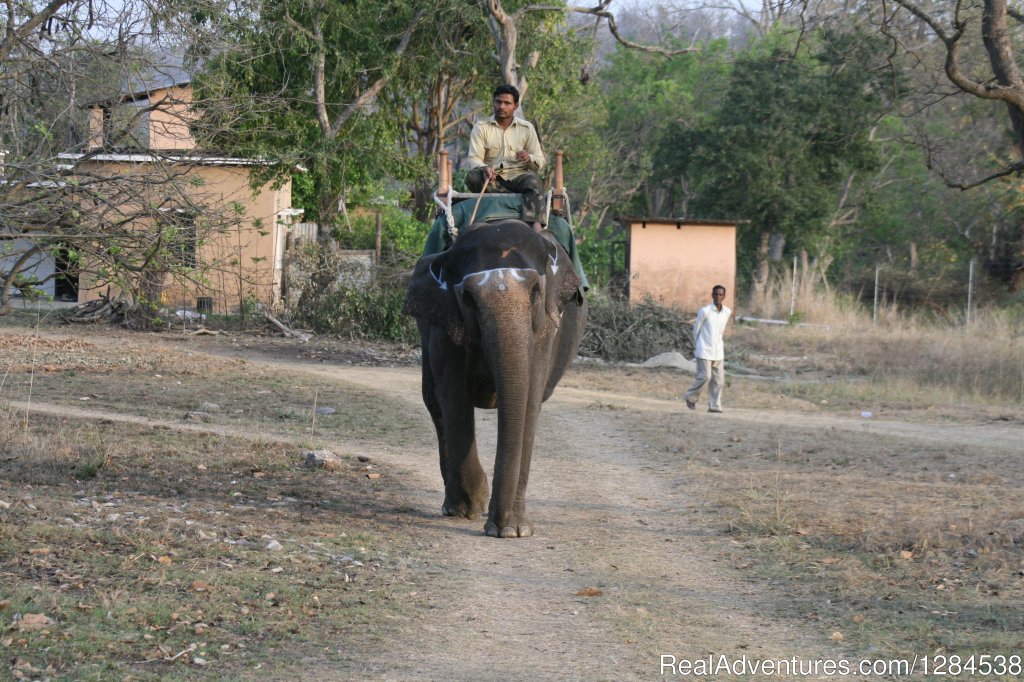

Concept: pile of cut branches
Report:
left=580, top=294, right=694, bottom=363
left=65, top=295, right=134, bottom=326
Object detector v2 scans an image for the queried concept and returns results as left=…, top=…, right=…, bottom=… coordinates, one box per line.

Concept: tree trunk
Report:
left=751, top=231, right=771, bottom=311
left=768, top=233, right=786, bottom=261
left=982, top=0, right=1024, bottom=158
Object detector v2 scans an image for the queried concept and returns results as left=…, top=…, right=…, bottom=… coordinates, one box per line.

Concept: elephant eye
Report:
left=462, top=290, right=479, bottom=313
left=531, top=282, right=542, bottom=305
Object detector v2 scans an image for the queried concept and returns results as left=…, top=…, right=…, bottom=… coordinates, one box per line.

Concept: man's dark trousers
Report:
left=465, top=167, right=545, bottom=225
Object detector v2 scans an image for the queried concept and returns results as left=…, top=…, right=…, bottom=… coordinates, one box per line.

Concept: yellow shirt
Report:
left=467, top=115, right=546, bottom=180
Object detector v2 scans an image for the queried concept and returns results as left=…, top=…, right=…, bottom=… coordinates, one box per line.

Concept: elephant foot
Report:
left=442, top=488, right=487, bottom=519
left=440, top=475, right=487, bottom=518
left=484, top=516, right=534, bottom=538
left=441, top=499, right=484, bottom=520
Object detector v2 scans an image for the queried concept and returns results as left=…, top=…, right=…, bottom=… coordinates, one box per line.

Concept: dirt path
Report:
left=9, top=357, right=841, bottom=680
left=13, top=347, right=1024, bottom=680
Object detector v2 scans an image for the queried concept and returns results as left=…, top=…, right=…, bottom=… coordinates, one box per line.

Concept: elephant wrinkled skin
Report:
left=403, top=219, right=586, bottom=538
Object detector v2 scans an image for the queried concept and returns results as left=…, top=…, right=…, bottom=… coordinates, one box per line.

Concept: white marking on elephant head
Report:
left=453, top=267, right=547, bottom=334
left=429, top=262, right=447, bottom=291
left=456, top=267, right=533, bottom=293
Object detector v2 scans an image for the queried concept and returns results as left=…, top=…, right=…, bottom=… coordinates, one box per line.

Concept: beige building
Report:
left=58, top=70, right=300, bottom=313
left=620, top=218, right=739, bottom=313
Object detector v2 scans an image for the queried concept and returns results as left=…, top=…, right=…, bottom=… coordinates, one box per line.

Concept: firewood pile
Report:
left=580, top=296, right=695, bottom=363
left=64, top=295, right=135, bottom=326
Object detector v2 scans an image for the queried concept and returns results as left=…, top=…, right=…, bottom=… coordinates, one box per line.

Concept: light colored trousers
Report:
left=685, top=358, right=724, bottom=411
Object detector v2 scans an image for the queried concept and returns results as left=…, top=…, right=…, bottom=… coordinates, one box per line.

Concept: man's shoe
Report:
left=685, top=399, right=696, bottom=410
left=708, top=408, right=723, bottom=413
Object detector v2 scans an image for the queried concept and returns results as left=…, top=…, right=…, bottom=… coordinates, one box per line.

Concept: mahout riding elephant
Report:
left=403, top=219, right=586, bottom=538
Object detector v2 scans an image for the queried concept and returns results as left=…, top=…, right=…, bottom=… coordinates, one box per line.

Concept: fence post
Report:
left=873, top=264, right=880, bottom=325
left=966, top=257, right=975, bottom=326
left=789, top=255, right=797, bottom=319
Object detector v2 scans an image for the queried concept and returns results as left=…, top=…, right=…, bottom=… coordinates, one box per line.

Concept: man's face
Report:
left=492, top=93, right=517, bottom=122
left=712, top=288, right=726, bottom=307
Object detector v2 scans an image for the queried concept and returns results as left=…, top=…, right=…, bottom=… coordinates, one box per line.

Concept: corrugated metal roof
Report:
left=621, top=216, right=749, bottom=226
left=85, top=50, right=194, bottom=106
left=121, top=50, right=193, bottom=100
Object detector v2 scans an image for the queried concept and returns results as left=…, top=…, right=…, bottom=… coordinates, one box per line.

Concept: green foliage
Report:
left=662, top=28, right=894, bottom=277
left=602, top=39, right=732, bottom=216
left=572, top=40, right=733, bottom=288
left=194, top=0, right=427, bottom=225
left=335, top=205, right=430, bottom=264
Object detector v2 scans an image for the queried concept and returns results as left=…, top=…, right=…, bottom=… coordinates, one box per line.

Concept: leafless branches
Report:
left=883, top=0, right=1024, bottom=188
left=483, top=0, right=698, bottom=100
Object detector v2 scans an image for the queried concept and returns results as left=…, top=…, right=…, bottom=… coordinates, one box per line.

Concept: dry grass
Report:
left=735, top=285, right=1024, bottom=405
left=563, top=289, right=1024, bottom=664
left=0, top=327, right=439, bottom=680
left=625, top=408, right=1024, bottom=663
left=3, top=306, right=1024, bottom=674
left=0, top=408, right=430, bottom=680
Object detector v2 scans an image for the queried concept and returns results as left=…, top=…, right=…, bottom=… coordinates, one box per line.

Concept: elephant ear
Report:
left=403, top=252, right=466, bottom=345
left=541, top=233, right=582, bottom=323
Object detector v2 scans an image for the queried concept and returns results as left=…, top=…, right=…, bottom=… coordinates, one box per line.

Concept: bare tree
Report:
left=883, top=0, right=1024, bottom=188
left=1, top=0, right=277, bottom=321
left=483, top=0, right=698, bottom=103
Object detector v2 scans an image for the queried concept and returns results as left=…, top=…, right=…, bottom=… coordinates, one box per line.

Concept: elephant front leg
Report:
left=438, top=384, right=488, bottom=520
left=485, top=499, right=533, bottom=538
left=484, top=404, right=542, bottom=538
left=485, top=359, right=549, bottom=538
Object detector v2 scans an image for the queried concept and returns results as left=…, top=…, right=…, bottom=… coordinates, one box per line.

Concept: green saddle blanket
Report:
left=423, top=195, right=589, bottom=292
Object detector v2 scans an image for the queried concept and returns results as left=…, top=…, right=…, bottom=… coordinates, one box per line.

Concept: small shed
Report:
left=616, top=217, right=740, bottom=314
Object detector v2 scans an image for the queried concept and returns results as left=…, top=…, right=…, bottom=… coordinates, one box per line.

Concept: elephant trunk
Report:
left=457, top=267, right=545, bottom=532
left=492, top=316, right=532, bottom=479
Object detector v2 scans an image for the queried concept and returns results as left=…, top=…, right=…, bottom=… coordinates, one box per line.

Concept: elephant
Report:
left=403, top=219, right=586, bottom=538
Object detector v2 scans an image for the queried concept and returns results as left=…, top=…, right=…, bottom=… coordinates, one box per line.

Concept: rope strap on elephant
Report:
left=422, top=193, right=589, bottom=293
left=432, top=191, right=458, bottom=241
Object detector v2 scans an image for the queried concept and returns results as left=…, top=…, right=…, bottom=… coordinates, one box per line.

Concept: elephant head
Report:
left=403, top=221, right=580, bottom=348
left=403, top=219, right=586, bottom=537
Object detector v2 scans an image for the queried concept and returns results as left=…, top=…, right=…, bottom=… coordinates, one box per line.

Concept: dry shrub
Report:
left=737, top=304, right=1024, bottom=403
left=284, top=244, right=417, bottom=342
left=0, top=408, right=115, bottom=484
left=581, top=293, right=694, bottom=362
left=747, top=269, right=866, bottom=326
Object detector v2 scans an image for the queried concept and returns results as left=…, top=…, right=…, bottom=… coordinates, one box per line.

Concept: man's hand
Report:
left=515, top=150, right=531, bottom=164
left=483, top=166, right=497, bottom=181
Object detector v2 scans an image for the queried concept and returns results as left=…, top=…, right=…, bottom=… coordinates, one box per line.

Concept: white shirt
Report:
left=693, top=303, right=731, bottom=361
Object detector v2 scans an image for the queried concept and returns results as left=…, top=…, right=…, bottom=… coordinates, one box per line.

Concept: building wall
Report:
left=87, top=85, right=196, bottom=151
left=627, top=220, right=736, bottom=314
left=146, top=85, right=197, bottom=150
left=1, top=238, right=56, bottom=299
left=75, top=160, right=291, bottom=313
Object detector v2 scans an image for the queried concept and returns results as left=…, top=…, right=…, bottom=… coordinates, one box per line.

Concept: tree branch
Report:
left=0, top=0, right=75, bottom=64
left=946, top=159, right=1024, bottom=189
left=527, top=2, right=699, bottom=55
left=328, top=9, right=425, bottom=138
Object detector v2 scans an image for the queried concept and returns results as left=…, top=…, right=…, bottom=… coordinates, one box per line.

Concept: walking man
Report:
left=465, top=84, right=547, bottom=232
left=685, top=285, right=732, bottom=413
